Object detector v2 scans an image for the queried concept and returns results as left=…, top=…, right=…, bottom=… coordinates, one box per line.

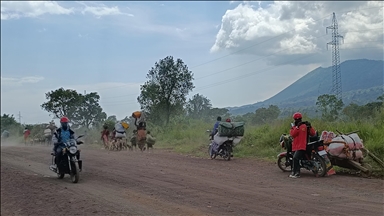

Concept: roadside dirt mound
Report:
left=1, top=145, right=383, bottom=216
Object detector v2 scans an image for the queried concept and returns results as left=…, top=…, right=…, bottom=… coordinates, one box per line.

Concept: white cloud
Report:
left=1, top=76, right=45, bottom=87
left=1, top=1, right=74, bottom=20
left=211, top=1, right=384, bottom=65
left=77, top=2, right=133, bottom=18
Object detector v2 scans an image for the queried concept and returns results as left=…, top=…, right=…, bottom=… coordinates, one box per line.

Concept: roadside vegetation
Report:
left=1, top=56, right=383, bottom=172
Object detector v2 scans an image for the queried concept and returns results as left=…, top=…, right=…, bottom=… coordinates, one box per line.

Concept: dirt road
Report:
left=1, top=145, right=383, bottom=216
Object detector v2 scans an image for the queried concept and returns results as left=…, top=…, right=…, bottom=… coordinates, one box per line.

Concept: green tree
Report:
left=106, top=115, right=117, bottom=122
left=1, top=114, right=20, bottom=132
left=41, top=88, right=106, bottom=128
left=41, top=88, right=81, bottom=120
left=252, top=105, right=281, bottom=125
left=186, top=94, right=212, bottom=119
left=342, top=103, right=361, bottom=120
left=137, top=56, right=194, bottom=126
left=71, top=92, right=107, bottom=128
left=207, top=108, right=230, bottom=121
left=316, top=94, right=344, bottom=121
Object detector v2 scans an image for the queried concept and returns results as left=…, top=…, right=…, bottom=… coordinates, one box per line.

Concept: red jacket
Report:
left=290, top=123, right=316, bottom=151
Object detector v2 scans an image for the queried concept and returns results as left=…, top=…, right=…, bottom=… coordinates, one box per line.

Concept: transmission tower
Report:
left=326, top=12, right=344, bottom=100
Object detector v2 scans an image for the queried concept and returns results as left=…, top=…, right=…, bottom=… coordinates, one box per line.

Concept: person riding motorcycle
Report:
left=50, top=116, right=75, bottom=171
left=210, top=116, right=222, bottom=140
left=289, top=112, right=316, bottom=178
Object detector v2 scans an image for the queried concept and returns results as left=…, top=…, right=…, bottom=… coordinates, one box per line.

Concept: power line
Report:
left=96, top=28, right=383, bottom=99
left=192, top=46, right=382, bottom=92
left=88, top=5, right=384, bottom=92
left=100, top=46, right=381, bottom=106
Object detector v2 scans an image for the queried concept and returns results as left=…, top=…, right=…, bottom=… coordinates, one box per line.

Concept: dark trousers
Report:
left=55, top=146, right=63, bottom=165
left=293, top=150, right=305, bottom=175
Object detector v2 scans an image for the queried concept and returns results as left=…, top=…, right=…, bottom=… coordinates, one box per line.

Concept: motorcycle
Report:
left=277, top=133, right=328, bottom=177
left=49, top=135, right=84, bottom=183
left=207, top=130, right=240, bottom=161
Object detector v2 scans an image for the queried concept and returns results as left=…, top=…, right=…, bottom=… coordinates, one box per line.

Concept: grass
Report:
left=148, top=109, right=384, bottom=176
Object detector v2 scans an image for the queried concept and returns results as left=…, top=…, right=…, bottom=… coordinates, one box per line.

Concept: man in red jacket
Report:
left=289, top=112, right=316, bottom=178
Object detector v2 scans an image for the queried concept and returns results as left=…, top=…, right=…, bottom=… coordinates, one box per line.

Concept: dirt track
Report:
left=1, top=144, right=383, bottom=216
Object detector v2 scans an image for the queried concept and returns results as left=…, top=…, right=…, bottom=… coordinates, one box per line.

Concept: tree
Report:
left=207, top=108, right=230, bottom=121
left=316, top=94, right=344, bottom=121
left=71, top=92, right=107, bottom=128
left=252, top=105, right=281, bottom=125
left=41, top=88, right=81, bottom=120
left=41, top=88, right=106, bottom=128
left=342, top=103, right=360, bottom=120
left=1, top=114, right=20, bottom=131
left=186, top=94, right=212, bottom=119
left=137, top=56, right=194, bottom=126
left=106, top=115, right=117, bottom=122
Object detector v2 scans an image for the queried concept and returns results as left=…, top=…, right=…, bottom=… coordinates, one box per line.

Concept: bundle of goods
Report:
left=322, top=131, right=364, bottom=160
left=214, top=122, right=245, bottom=146
left=146, top=134, right=156, bottom=145
left=44, top=128, right=52, bottom=137
left=320, top=131, right=336, bottom=142
left=132, top=111, right=142, bottom=119
left=217, top=122, right=245, bottom=137
left=213, top=134, right=243, bottom=146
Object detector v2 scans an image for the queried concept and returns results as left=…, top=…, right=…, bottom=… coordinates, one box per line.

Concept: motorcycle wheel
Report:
left=312, top=154, right=327, bottom=177
left=70, top=161, right=80, bottom=183
left=277, top=156, right=292, bottom=172
left=208, top=145, right=216, bottom=160
left=223, top=148, right=231, bottom=161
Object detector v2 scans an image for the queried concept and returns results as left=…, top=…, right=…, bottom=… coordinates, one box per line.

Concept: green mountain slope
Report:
left=228, top=59, right=384, bottom=116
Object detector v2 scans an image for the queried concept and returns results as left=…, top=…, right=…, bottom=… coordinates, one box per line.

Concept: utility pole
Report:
left=326, top=12, right=344, bottom=101
left=18, top=111, right=22, bottom=124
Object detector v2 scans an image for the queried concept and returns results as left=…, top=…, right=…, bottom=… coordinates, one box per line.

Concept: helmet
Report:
left=121, top=122, right=129, bottom=129
left=226, top=118, right=231, bottom=122
left=292, top=112, right=302, bottom=120
left=60, top=116, right=69, bottom=123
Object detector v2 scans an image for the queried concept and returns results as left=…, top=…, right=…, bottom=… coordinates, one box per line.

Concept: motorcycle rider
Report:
left=50, top=116, right=75, bottom=171
left=210, top=116, right=222, bottom=140
left=289, top=112, right=316, bottom=178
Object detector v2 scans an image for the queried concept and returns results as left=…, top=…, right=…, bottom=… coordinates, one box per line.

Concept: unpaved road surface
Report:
left=1, top=145, right=383, bottom=216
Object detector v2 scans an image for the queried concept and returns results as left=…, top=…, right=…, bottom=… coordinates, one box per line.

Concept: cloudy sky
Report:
left=1, top=1, right=383, bottom=124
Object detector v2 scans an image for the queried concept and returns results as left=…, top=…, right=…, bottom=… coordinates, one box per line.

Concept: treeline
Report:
left=1, top=55, right=383, bottom=136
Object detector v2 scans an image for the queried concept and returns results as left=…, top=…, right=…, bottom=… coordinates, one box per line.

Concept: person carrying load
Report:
left=132, top=111, right=147, bottom=152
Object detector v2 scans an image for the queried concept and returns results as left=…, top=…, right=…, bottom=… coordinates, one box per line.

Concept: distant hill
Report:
left=227, top=59, right=384, bottom=116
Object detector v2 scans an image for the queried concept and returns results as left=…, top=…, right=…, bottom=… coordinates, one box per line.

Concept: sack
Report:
left=327, top=143, right=346, bottom=156
left=213, top=134, right=228, bottom=146
left=218, top=122, right=245, bottom=137
left=331, top=133, right=364, bottom=150
left=337, top=150, right=363, bottom=160
left=146, top=135, right=156, bottom=145
left=137, top=129, right=146, bottom=141
left=115, top=132, right=126, bottom=138
left=132, top=111, right=142, bottom=119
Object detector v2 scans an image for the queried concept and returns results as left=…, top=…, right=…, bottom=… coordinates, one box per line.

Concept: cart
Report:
left=323, top=130, right=384, bottom=177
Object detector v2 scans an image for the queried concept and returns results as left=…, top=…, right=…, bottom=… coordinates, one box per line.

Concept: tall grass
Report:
left=152, top=109, right=384, bottom=162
